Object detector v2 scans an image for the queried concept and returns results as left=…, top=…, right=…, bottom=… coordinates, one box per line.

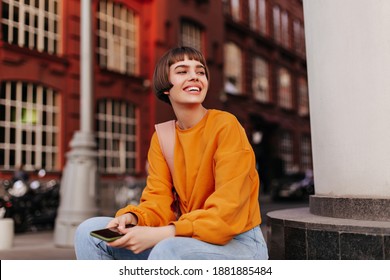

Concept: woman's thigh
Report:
left=148, top=226, right=268, bottom=260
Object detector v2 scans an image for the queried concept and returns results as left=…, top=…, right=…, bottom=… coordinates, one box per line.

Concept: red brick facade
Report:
left=0, top=0, right=310, bottom=187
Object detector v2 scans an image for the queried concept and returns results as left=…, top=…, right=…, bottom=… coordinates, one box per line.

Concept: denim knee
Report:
left=148, top=237, right=180, bottom=260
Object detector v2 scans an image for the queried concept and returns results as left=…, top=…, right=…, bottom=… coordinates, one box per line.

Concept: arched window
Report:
left=0, top=81, right=60, bottom=170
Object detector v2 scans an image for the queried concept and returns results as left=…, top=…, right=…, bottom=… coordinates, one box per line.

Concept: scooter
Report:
left=1, top=169, right=60, bottom=233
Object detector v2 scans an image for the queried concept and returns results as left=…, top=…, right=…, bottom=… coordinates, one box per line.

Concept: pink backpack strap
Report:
left=154, top=120, right=176, bottom=176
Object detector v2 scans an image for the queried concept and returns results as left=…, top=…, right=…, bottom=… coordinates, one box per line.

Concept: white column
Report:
left=303, top=0, right=390, bottom=198
left=266, top=0, right=390, bottom=260
left=54, top=0, right=98, bottom=247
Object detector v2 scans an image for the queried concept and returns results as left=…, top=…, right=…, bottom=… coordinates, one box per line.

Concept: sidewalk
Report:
left=0, top=193, right=272, bottom=260
left=0, top=230, right=76, bottom=260
left=0, top=226, right=270, bottom=260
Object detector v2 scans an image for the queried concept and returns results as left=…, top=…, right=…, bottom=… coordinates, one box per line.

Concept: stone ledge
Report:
left=310, top=195, right=390, bottom=221
left=267, top=207, right=390, bottom=259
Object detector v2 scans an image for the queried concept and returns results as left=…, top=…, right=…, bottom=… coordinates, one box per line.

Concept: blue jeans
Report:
left=74, top=216, right=269, bottom=260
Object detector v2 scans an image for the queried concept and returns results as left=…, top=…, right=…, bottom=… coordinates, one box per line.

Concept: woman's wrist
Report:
left=163, top=225, right=176, bottom=238
left=127, top=212, right=138, bottom=225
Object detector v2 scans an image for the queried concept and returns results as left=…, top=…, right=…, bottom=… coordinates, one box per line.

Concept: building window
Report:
left=97, top=0, right=138, bottom=75
left=0, top=81, right=60, bottom=170
left=272, top=5, right=281, bottom=43
left=273, top=6, right=290, bottom=48
left=281, top=11, right=289, bottom=48
left=300, top=135, right=312, bottom=171
left=96, top=100, right=137, bottom=174
left=293, top=19, right=305, bottom=54
left=277, top=67, right=292, bottom=109
left=1, top=0, right=61, bottom=55
left=223, top=0, right=241, bottom=21
left=224, top=42, right=243, bottom=95
left=249, top=0, right=267, bottom=35
left=180, top=20, right=203, bottom=51
left=252, top=56, right=269, bottom=102
left=279, top=130, right=294, bottom=174
left=298, top=77, right=309, bottom=116
left=231, top=0, right=241, bottom=21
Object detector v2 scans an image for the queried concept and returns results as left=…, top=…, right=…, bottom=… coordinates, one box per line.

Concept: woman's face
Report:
left=165, top=56, right=209, bottom=107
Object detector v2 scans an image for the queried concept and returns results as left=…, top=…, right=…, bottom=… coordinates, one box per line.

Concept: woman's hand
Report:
left=108, top=225, right=176, bottom=254
left=106, top=213, right=138, bottom=230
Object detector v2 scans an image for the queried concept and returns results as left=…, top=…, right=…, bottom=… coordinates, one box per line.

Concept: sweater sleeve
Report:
left=172, top=115, right=260, bottom=245
left=115, top=132, right=177, bottom=225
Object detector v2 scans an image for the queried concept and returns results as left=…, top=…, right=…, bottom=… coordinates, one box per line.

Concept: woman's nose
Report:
left=188, top=71, right=199, bottom=80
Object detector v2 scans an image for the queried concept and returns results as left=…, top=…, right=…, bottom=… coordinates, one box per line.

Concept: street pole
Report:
left=54, top=0, right=98, bottom=247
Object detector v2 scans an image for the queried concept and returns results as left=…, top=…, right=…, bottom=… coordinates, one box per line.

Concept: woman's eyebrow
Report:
left=174, top=64, right=205, bottom=70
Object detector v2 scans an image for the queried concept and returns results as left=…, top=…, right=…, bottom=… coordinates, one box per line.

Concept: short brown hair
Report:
left=153, top=46, right=210, bottom=105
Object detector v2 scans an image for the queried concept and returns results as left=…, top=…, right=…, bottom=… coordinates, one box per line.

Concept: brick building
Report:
left=0, top=0, right=311, bottom=193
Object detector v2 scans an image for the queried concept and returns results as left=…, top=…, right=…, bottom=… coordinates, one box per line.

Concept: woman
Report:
left=75, top=46, right=268, bottom=260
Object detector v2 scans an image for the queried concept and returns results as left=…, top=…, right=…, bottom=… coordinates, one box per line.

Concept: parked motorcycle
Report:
left=1, top=169, right=60, bottom=233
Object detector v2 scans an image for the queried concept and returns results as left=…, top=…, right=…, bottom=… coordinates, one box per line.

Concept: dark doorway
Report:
left=250, top=114, right=284, bottom=194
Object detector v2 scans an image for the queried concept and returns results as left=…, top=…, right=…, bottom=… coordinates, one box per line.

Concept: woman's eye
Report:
left=197, top=71, right=205, bottom=75
left=177, top=71, right=186, bottom=74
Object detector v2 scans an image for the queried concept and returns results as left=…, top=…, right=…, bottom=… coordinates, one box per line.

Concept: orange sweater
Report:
left=116, top=109, right=261, bottom=245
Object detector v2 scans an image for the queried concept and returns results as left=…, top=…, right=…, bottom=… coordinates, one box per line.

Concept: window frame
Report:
left=0, top=80, right=60, bottom=171
left=252, top=55, right=270, bottom=103
left=279, top=130, right=294, bottom=174
left=249, top=0, right=267, bottom=35
left=180, top=19, right=204, bottom=52
left=1, top=0, right=61, bottom=55
left=95, top=99, right=138, bottom=174
left=96, top=0, right=139, bottom=75
left=277, top=67, right=293, bottom=109
left=224, top=42, right=244, bottom=95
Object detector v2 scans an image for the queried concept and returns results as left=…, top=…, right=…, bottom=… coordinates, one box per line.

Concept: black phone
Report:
left=90, top=224, right=135, bottom=242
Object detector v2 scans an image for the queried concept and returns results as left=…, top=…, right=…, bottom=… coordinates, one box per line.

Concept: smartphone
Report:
left=90, top=224, right=135, bottom=242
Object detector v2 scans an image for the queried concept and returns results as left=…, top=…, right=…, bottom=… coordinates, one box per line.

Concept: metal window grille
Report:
left=181, top=21, right=203, bottom=51
left=0, top=81, right=59, bottom=170
left=96, top=100, right=137, bottom=174
left=97, top=0, right=138, bottom=75
left=1, top=0, right=61, bottom=54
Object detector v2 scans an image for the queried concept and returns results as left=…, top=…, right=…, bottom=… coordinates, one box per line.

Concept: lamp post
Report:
left=54, top=0, right=98, bottom=247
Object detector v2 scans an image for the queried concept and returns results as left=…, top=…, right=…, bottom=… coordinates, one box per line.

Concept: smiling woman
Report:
left=165, top=58, right=209, bottom=127
left=74, top=46, right=269, bottom=260
left=152, top=46, right=210, bottom=105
